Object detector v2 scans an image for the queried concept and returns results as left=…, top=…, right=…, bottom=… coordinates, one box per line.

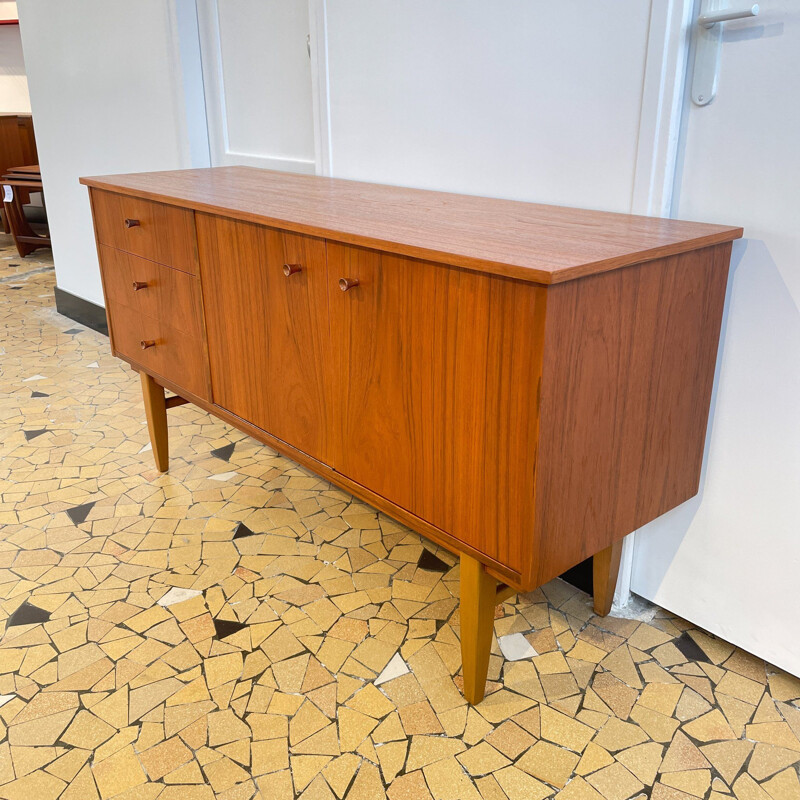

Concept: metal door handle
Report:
left=698, top=4, right=758, bottom=27
left=692, top=2, right=760, bottom=106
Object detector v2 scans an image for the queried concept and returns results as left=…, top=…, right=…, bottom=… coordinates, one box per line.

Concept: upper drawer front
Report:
left=100, top=245, right=202, bottom=339
left=92, top=189, right=198, bottom=274
left=108, top=301, right=208, bottom=400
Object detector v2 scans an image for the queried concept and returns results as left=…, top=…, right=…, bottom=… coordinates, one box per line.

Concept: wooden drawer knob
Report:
left=132, top=281, right=148, bottom=291
left=124, top=218, right=140, bottom=228
left=283, top=263, right=302, bottom=277
left=339, top=277, right=360, bottom=292
left=140, top=339, right=156, bottom=350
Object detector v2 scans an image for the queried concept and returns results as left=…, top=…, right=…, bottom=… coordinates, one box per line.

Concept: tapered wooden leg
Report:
left=593, top=539, right=623, bottom=616
left=460, top=553, right=498, bottom=705
left=140, top=371, right=169, bottom=472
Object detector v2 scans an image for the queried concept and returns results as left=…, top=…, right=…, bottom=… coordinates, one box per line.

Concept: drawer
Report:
left=108, top=301, right=208, bottom=399
left=100, top=245, right=202, bottom=338
left=91, top=189, right=197, bottom=274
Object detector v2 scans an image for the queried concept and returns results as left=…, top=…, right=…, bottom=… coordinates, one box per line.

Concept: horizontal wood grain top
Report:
left=81, top=167, right=742, bottom=284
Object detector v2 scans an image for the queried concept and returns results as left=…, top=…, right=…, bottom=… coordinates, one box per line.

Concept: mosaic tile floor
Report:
left=1, top=234, right=799, bottom=800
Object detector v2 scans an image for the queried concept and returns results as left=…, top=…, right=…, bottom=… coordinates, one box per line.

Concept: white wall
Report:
left=16, top=0, right=196, bottom=306
left=0, top=3, right=31, bottom=113
left=324, top=0, right=652, bottom=212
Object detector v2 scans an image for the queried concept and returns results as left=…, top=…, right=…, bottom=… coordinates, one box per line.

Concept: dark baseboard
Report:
left=53, top=286, right=108, bottom=336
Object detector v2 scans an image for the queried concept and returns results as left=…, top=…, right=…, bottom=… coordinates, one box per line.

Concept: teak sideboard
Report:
left=80, top=167, right=742, bottom=704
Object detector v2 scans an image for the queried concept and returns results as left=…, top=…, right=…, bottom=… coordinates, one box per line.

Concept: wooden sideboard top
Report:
left=81, top=166, right=742, bottom=284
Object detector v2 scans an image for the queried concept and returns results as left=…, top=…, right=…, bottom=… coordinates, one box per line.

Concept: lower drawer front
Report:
left=108, top=301, right=208, bottom=399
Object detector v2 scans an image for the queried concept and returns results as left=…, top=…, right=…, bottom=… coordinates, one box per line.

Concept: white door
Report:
left=631, top=1, right=800, bottom=677
left=195, top=0, right=316, bottom=173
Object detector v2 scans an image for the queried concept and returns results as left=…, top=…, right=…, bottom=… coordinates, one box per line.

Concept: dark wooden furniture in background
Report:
left=2, top=166, right=51, bottom=257
left=81, top=167, right=742, bottom=704
left=0, top=114, right=38, bottom=234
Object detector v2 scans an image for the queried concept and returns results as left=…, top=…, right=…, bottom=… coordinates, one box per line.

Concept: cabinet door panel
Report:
left=328, top=243, right=546, bottom=572
left=197, top=214, right=331, bottom=464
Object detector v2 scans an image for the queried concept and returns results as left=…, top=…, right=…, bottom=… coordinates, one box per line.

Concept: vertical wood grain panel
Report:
left=328, top=243, right=546, bottom=572
left=196, top=213, right=331, bottom=464
left=531, top=243, right=731, bottom=587
left=260, top=228, right=332, bottom=461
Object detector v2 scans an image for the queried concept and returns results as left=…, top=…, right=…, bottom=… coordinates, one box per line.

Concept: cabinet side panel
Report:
left=88, top=188, right=117, bottom=354
left=531, top=243, right=731, bottom=587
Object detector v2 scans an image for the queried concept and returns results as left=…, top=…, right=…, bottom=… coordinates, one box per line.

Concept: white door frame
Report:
left=308, top=0, right=333, bottom=176
left=170, top=0, right=212, bottom=169
left=192, top=0, right=317, bottom=173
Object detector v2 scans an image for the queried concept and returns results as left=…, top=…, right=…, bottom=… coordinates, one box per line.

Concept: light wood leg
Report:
left=460, top=553, right=499, bottom=705
left=593, top=539, right=623, bottom=616
left=140, top=372, right=169, bottom=472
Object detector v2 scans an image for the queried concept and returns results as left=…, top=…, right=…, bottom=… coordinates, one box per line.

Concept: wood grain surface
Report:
left=92, top=188, right=198, bottom=274
left=0, top=114, right=37, bottom=179
left=99, top=246, right=203, bottom=339
left=328, top=242, right=546, bottom=573
left=196, top=214, right=332, bottom=465
left=84, top=170, right=737, bottom=598
left=81, top=167, right=742, bottom=285
left=530, top=243, right=732, bottom=588
left=106, top=301, right=209, bottom=400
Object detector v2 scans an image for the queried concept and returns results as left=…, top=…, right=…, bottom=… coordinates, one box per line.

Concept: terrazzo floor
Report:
left=1, top=235, right=799, bottom=800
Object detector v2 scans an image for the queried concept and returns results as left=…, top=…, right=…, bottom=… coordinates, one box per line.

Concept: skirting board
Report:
left=53, top=286, right=108, bottom=336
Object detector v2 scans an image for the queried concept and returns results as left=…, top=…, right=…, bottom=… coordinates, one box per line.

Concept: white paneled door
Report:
left=195, top=0, right=316, bottom=173
left=631, top=2, right=800, bottom=677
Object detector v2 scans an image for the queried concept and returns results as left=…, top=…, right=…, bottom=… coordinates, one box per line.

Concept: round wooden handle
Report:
left=124, top=218, right=140, bottom=228
left=339, top=277, right=360, bottom=292
left=140, top=340, right=156, bottom=350
left=132, top=281, right=148, bottom=291
left=283, top=263, right=302, bottom=277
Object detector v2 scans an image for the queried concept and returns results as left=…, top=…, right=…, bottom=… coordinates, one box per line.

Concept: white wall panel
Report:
left=324, top=0, right=652, bottom=212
